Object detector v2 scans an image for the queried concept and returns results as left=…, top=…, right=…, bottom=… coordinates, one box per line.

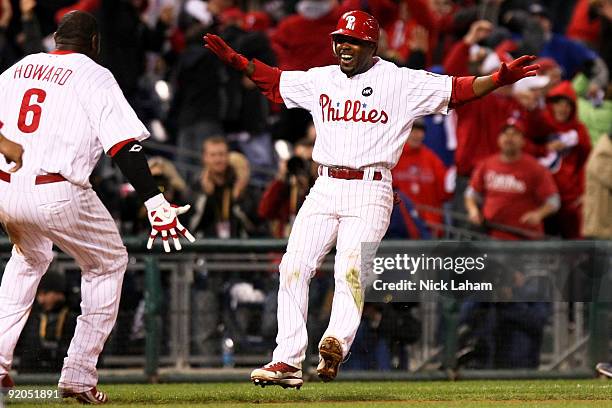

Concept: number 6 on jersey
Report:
left=18, top=88, right=46, bottom=133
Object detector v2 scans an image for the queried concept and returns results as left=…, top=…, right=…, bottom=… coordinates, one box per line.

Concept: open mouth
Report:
left=339, top=53, right=355, bottom=67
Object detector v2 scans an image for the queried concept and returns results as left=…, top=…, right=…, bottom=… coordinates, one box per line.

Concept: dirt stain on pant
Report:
left=346, top=268, right=363, bottom=311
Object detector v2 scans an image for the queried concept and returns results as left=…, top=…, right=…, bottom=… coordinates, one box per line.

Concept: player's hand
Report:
left=145, top=193, right=195, bottom=252
left=0, top=0, right=12, bottom=28
left=547, top=140, right=566, bottom=152
left=519, top=210, right=543, bottom=226
left=409, top=25, right=429, bottom=52
left=463, top=20, right=493, bottom=45
left=203, top=34, right=249, bottom=71
left=0, top=135, right=24, bottom=172
left=467, top=207, right=483, bottom=225
left=492, top=55, right=540, bottom=87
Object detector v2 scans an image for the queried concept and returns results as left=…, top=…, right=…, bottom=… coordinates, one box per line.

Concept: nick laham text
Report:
left=373, top=279, right=493, bottom=292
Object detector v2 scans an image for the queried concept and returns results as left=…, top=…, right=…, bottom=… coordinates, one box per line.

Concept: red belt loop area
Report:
left=0, top=170, right=66, bottom=185
left=319, top=166, right=383, bottom=181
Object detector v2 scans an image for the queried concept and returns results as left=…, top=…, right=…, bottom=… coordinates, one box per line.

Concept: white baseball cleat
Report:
left=596, top=362, right=612, bottom=378
left=60, top=386, right=108, bottom=404
left=250, top=361, right=303, bottom=389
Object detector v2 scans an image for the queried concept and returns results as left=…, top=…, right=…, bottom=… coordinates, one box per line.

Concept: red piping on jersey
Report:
left=250, top=59, right=284, bottom=104
left=49, top=49, right=77, bottom=55
left=108, top=138, right=136, bottom=157
left=449, top=76, right=477, bottom=109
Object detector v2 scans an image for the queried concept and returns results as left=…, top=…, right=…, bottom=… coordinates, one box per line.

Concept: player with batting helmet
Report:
left=204, top=9, right=539, bottom=389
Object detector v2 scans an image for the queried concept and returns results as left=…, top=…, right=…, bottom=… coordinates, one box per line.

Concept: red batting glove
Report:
left=491, top=55, right=540, bottom=87
left=145, top=194, right=196, bottom=252
left=203, top=33, right=249, bottom=71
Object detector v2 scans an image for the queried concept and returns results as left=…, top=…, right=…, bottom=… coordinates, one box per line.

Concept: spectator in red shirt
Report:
left=444, top=19, right=522, bottom=179
left=566, top=0, right=602, bottom=49
left=535, top=81, right=592, bottom=239
left=392, top=119, right=450, bottom=233
left=465, top=118, right=560, bottom=240
left=270, top=0, right=341, bottom=71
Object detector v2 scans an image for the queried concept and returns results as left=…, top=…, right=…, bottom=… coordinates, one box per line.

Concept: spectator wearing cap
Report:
left=243, top=11, right=272, bottom=33
left=533, top=81, right=592, bottom=239
left=443, top=20, right=524, bottom=219
left=444, top=20, right=522, bottom=180
left=465, top=119, right=560, bottom=240
left=15, top=272, right=78, bottom=373
left=528, top=3, right=609, bottom=98
left=583, top=131, right=612, bottom=239
left=535, top=57, right=563, bottom=89
left=218, top=5, right=277, bottom=136
left=392, top=119, right=451, bottom=235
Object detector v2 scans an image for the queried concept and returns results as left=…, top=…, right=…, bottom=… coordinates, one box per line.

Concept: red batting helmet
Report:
left=330, top=10, right=379, bottom=44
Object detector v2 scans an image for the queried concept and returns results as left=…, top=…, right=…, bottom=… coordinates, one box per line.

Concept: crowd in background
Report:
left=1, top=0, right=612, bottom=371
left=1, top=0, right=610, bottom=241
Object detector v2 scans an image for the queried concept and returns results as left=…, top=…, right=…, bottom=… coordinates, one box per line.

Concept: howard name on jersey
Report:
left=0, top=52, right=149, bottom=186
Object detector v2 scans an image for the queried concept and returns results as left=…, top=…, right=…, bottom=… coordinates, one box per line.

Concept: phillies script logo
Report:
left=319, top=94, right=388, bottom=124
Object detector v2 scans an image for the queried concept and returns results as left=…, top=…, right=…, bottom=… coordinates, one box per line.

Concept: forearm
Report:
left=587, top=57, right=609, bottom=89
left=538, top=196, right=561, bottom=218
left=464, top=192, right=480, bottom=214
left=109, top=139, right=161, bottom=202
left=472, top=75, right=497, bottom=97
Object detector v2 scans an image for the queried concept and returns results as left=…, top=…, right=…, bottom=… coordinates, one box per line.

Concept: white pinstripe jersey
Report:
left=0, top=51, right=149, bottom=187
left=279, top=57, right=453, bottom=169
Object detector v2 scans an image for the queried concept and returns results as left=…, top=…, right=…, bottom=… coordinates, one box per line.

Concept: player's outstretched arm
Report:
left=450, top=55, right=540, bottom=108
left=0, top=126, right=24, bottom=172
left=108, top=139, right=196, bottom=252
left=203, top=34, right=284, bottom=104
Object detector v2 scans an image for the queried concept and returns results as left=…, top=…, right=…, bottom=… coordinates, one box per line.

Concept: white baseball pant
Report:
left=0, top=173, right=127, bottom=392
left=272, top=171, right=393, bottom=368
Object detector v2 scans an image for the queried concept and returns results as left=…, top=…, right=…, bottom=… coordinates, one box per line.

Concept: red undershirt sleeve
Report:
left=250, top=59, right=284, bottom=104
left=449, top=76, right=478, bottom=109
left=107, top=138, right=136, bottom=157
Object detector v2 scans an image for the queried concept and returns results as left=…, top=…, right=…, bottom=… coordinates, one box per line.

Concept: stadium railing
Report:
left=0, top=238, right=609, bottom=383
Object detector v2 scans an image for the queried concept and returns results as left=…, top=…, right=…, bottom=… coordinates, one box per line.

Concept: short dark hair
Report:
left=202, top=136, right=228, bottom=153
left=55, top=11, right=98, bottom=46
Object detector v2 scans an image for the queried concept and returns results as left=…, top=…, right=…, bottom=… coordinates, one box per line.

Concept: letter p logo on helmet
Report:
left=330, top=10, right=380, bottom=44
left=345, top=15, right=356, bottom=30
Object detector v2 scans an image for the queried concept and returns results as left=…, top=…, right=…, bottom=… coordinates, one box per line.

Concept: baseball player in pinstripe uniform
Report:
left=0, top=11, right=194, bottom=404
left=205, top=10, right=539, bottom=388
